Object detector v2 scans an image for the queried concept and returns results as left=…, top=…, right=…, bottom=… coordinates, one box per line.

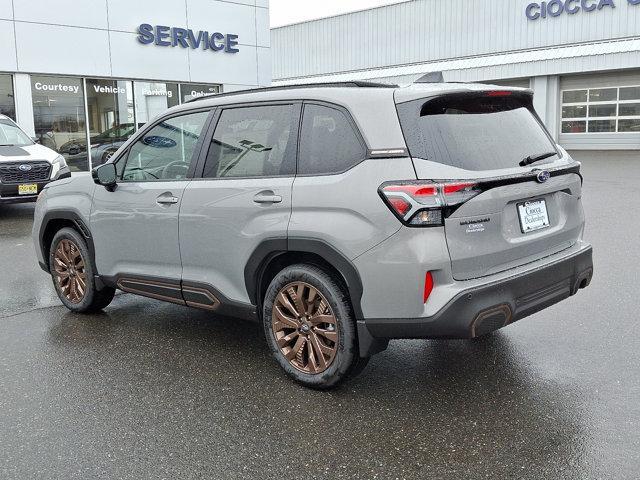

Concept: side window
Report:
left=120, top=110, right=209, bottom=181
left=298, top=104, right=366, bottom=175
left=203, top=105, right=296, bottom=178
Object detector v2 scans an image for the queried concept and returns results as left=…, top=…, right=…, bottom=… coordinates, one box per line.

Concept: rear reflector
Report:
left=423, top=271, right=434, bottom=303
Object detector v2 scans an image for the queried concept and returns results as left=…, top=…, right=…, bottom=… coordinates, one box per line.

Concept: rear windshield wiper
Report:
left=519, top=151, right=557, bottom=167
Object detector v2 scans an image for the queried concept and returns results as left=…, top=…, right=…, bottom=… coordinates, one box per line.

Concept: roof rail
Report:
left=185, top=81, right=399, bottom=103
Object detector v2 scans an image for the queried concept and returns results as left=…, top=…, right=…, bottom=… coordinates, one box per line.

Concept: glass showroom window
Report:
left=0, top=74, right=15, bottom=120
left=86, top=78, right=136, bottom=167
left=134, top=81, right=179, bottom=126
left=561, top=86, right=640, bottom=134
left=179, top=83, right=221, bottom=103
left=31, top=75, right=88, bottom=171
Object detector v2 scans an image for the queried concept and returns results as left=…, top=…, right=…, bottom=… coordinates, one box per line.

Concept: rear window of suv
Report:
left=396, top=92, right=559, bottom=171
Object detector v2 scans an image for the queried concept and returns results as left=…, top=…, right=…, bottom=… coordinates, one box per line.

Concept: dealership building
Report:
left=0, top=0, right=270, bottom=171
left=272, top=0, right=640, bottom=160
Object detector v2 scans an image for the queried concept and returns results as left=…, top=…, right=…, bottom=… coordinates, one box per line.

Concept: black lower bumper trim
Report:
left=0, top=194, right=39, bottom=204
left=357, top=246, right=593, bottom=357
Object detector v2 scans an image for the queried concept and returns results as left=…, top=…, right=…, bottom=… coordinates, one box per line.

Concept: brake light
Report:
left=442, top=182, right=475, bottom=194
left=486, top=90, right=513, bottom=97
left=384, top=184, right=437, bottom=198
left=380, top=181, right=482, bottom=226
left=442, top=182, right=481, bottom=205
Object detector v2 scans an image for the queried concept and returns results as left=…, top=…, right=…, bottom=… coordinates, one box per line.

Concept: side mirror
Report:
left=92, top=163, right=117, bottom=190
left=31, top=136, right=40, bottom=144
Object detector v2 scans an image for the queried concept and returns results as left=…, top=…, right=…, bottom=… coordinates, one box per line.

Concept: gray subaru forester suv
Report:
left=33, top=81, right=593, bottom=388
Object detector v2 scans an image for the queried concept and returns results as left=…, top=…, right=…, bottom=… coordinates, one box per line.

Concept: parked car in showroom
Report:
left=0, top=114, right=70, bottom=204
left=32, top=81, right=593, bottom=388
left=59, top=123, right=138, bottom=171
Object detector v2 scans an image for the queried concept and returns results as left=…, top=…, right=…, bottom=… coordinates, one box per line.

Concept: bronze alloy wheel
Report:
left=271, top=282, right=339, bottom=374
left=53, top=239, right=87, bottom=304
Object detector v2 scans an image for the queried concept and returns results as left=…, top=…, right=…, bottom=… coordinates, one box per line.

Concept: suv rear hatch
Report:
left=394, top=87, right=584, bottom=281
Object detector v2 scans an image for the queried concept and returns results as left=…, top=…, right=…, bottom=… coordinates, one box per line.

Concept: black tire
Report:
left=262, top=263, right=369, bottom=389
left=49, top=227, right=115, bottom=313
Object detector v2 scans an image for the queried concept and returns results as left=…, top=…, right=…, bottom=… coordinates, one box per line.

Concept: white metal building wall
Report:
left=0, top=0, right=271, bottom=136
left=272, top=0, right=640, bottom=82
left=272, top=0, right=640, bottom=152
left=1, top=0, right=271, bottom=89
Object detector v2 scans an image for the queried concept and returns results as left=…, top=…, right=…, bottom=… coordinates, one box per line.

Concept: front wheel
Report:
left=262, top=264, right=368, bottom=389
left=49, top=227, right=115, bottom=313
left=101, top=149, right=117, bottom=164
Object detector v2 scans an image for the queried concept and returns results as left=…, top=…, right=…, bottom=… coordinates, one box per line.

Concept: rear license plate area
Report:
left=517, top=198, right=550, bottom=233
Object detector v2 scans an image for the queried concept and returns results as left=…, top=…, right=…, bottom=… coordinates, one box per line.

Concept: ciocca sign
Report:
left=137, top=24, right=240, bottom=53
left=526, top=0, right=640, bottom=20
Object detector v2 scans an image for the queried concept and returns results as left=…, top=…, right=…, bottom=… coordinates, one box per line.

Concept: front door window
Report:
left=121, top=111, right=210, bottom=182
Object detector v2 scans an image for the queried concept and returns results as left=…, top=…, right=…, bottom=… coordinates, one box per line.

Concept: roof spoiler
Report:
left=414, top=72, right=444, bottom=84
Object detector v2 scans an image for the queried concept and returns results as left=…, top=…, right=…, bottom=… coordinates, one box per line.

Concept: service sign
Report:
left=137, top=24, right=239, bottom=53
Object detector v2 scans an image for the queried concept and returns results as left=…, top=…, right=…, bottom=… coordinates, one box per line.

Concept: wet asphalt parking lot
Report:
left=0, top=158, right=639, bottom=479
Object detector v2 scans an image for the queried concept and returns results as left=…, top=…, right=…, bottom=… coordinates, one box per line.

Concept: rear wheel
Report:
left=49, top=228, right=115, bottom=313
left=262, top=264, right=368, bottom=389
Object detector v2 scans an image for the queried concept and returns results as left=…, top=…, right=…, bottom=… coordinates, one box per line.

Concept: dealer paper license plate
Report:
left=18, top=184, right=38, bottom=195
left=518, top=199, right=550, bottom=233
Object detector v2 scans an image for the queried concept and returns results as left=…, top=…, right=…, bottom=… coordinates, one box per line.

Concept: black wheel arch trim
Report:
left=39, top=210, right=96, bottom=272
left=244, top=237, right=365, bottom=320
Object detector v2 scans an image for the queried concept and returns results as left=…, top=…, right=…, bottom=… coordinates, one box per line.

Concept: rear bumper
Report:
left=357, top=244, right=593, bottom=356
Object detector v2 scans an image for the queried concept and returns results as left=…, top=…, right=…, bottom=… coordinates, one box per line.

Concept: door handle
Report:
left=156, top=193, right=179, bottom=205
left=253, top=192, right=283, bottom=204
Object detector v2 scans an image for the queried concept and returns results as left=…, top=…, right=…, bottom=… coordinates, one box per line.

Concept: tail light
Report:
left=379, top=180, right=482, bottom=226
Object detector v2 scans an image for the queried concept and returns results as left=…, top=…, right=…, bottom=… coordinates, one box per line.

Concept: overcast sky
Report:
left=269, top=0, right=408, bottom=28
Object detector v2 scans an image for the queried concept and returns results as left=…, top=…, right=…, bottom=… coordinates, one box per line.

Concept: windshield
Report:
left=396, top=92, right=559, bottom=171
left=0, top=118, right=34, bottom=147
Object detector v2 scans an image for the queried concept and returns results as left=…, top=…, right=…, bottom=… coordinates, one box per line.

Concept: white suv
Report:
left=0, top=114, right=70, bottom=205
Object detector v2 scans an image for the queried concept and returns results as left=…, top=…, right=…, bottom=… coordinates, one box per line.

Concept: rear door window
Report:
left=298, top=104, right=366, bottom=175
left=396, top=93, right=559, bottom=171
left=202, top=104, right=297, bottom=178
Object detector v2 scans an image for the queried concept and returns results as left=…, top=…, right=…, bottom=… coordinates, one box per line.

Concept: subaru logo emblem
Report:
left=536, top=170, right=550, bottom=183
left=18, top=164, right=32, bottom=172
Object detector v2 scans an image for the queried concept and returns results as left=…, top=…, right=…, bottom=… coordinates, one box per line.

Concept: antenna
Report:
left=414, top=72, right=445, bottom=84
